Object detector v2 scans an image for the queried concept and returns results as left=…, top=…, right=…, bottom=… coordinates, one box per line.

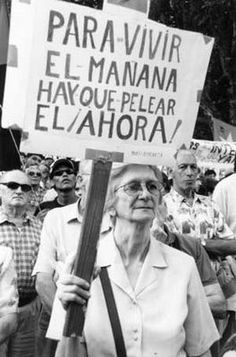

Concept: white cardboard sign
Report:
left=2, top=0, right=214, bottom=165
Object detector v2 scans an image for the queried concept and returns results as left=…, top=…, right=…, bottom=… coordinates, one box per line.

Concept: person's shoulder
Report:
left=44, top=201, right=79, bottom=221
left=172, top=233, right=204, bottom=260
left=39, top=199, right=59, bottom=211
left=28, top=215, right=43, bottom=229
left=163, top=188, right=179, bottom=205
left=154, top=238, right=195, bottom=266
left=163, top=189, right=173, bottom=200
left=217, top=173, right=236, bottom=188
left=195, top=193, right=214, bottom=207
left=222, top=351, right=236, bottom=357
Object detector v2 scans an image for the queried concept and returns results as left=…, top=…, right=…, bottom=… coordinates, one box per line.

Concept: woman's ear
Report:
left=109, top=207, right=116, bottom=217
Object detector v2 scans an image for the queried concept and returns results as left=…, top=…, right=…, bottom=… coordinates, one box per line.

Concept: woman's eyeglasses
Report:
left=1, top=182, right=32, bottom=192
left=28, top=171, right=41, bottom=177
left=114, top=180, right=161, bottom=197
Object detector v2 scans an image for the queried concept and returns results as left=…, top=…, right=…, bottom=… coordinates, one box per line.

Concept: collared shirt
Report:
left=33, top=202, right=83, bottom=276
left=0, top=246, right=18, bottom=317
left=33, top=202, right=111, bottom=277
left=163, top=187, right=234, bottom=240
left=0, top=210, right=42, bottom=298
left=83, top=231, right=219, bottom=357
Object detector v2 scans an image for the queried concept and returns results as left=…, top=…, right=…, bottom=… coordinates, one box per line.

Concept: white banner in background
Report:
left=190, top=139, right=236, bottom=165
left=2, top=0, right=214, bottom=165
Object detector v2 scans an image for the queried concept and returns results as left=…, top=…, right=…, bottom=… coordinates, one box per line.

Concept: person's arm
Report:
left=36, top=272, right=57, bottom=314
left=204, top=283, right=226, bottom=318
left=0, top=313, right=17, bottom=344
left=33, top=210, right=59, bottom=313
left=204, top=239, right=236, bottom=257
left=0, top=247, right=18, bottom=343
left=193, top=351, right=212, bottom=357
left=193, top=238, right=226, bottom=317
left=184, top=260, right=219, bottom=356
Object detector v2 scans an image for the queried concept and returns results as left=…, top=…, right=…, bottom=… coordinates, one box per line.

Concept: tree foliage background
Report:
left=6, top=0, right=236, bottom=140
left=150, top=0, right=236, bottom=140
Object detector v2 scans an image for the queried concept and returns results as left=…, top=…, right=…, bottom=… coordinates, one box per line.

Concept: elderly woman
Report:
left=57, top=164, right=219, bottom=357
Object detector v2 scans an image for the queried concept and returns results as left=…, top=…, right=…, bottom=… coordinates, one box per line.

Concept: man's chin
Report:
left=58, top=186, right=73, bottom=192
left=12, top=200, right=25, bottom=206
left=183, top=185, right=194, bottom=194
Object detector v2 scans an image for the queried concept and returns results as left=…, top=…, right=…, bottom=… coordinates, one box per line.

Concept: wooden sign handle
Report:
left=63, top=158, right=112, bottom=337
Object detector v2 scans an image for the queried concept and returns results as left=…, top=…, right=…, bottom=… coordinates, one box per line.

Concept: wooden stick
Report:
left=63, top=157, right=112, bottom=337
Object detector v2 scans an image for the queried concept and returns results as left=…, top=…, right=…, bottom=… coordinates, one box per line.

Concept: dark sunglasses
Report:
left=28, top=171, right=41, bottom=177
left=1, top=181, right=32, bottom=192
left=53, top=169, right=75, bottom=177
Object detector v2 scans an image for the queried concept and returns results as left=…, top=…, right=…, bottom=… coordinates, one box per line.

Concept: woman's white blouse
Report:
left=84, top=232, right=219, bottom=357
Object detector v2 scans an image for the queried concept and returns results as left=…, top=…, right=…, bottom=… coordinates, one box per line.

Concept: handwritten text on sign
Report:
left=3, top=0, right=214, bottom=163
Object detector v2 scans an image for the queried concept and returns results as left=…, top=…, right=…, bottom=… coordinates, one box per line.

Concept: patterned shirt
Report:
left=163, top=187, right=234, bottom=241
left=0, top=210, right=42, bottom=298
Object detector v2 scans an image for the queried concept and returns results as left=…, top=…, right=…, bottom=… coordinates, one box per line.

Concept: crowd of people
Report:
left=1, top=150, right=236, bottom=356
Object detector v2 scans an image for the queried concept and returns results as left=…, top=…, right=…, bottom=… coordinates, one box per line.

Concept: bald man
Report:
left=0, top=170, right=42, bottom=357
left=163, top=150, right=236, bottom=350
left=164, top=150, right=236, bottom=255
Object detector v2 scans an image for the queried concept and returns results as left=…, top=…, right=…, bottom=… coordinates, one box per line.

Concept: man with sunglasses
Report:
left=35, top=159, right=78, bottom=222
left=0, top=170, right=42, bottom=356
left=34, top=159, right=79, bottom=356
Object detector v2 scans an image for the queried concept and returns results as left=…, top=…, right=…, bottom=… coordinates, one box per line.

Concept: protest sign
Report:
left=2, top=0, right=214, bottom=165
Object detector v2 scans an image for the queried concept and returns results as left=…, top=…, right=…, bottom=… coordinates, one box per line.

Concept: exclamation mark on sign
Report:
left=169, top=119, right=182, bottom=143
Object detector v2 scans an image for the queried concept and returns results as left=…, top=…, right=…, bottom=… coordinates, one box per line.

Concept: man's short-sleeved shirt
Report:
left=33, top=202, right=83, bottom=276
left=163, top=187, right=234, bottom=240
left=33, top=201, right=110, bottom=277
left=0, top=210, right=42, bottom=298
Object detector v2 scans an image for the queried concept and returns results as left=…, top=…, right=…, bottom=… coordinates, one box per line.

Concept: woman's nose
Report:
left=138, top=183, right=150, bottom=198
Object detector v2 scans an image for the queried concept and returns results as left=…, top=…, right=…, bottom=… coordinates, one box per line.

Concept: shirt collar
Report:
left=97, top=230, right=168, bottom=268
left=64, top=201, right=83, bottom=224
left=170, top=187, right=201, bottom=205
left=0, top=208, right=34, bottom=224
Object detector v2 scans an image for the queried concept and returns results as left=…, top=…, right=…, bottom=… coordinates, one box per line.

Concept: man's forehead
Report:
left=3, top=170, right=30, bottom=184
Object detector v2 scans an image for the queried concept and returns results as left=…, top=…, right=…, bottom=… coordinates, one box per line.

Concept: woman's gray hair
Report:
left=105, top=164, right=163, bottom=221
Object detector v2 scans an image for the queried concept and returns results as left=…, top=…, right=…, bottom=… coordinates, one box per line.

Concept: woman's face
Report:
left=112, top=165, right=161, bottom=224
